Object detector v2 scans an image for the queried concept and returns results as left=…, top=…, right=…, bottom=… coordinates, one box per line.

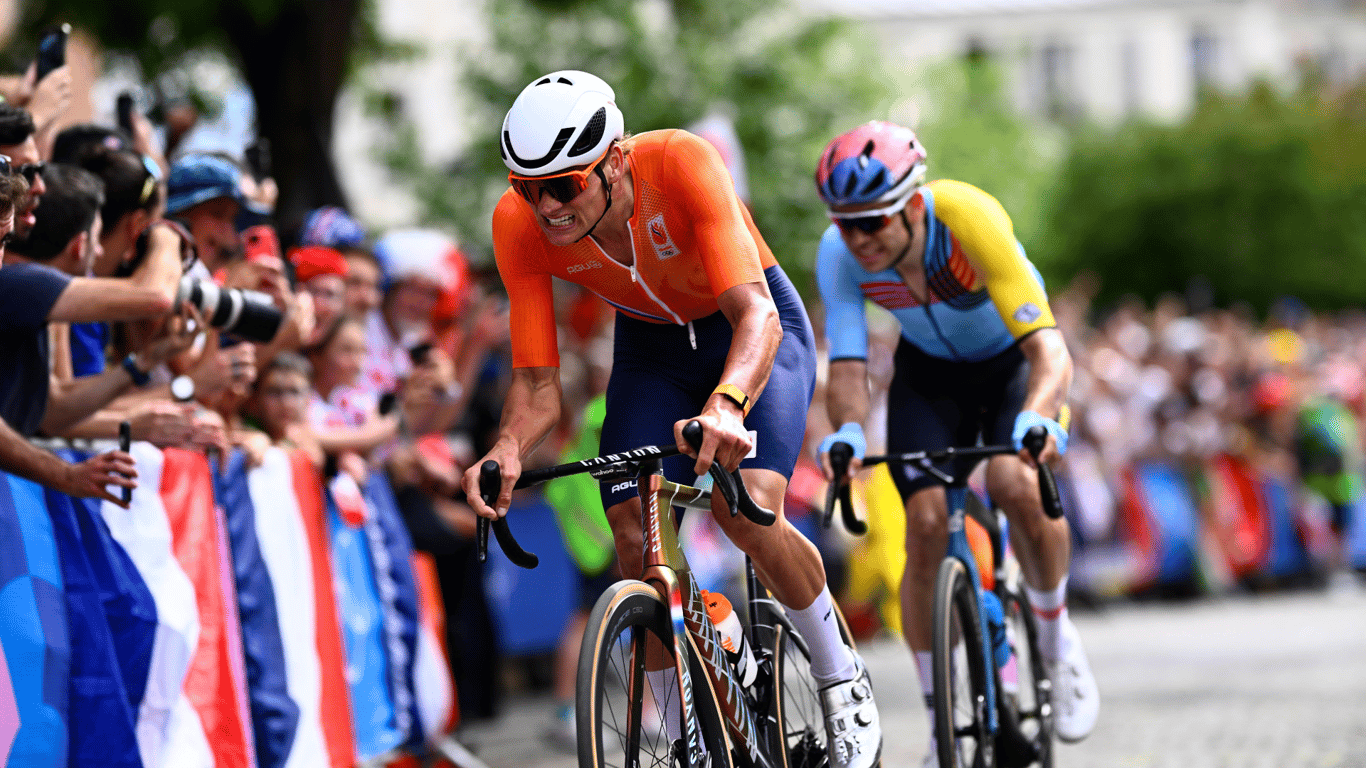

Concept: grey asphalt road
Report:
left=454, top=583, right=1366, bottom=768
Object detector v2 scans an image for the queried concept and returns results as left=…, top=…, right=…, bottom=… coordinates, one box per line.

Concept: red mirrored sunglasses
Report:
left=509, top=151, right=609, bottom=206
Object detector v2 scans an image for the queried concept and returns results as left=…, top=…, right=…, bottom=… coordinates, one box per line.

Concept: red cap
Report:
left=289, top=245, right=349, bottom=284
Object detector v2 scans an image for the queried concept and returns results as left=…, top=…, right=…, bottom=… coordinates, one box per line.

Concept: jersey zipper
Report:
left=589, top=221, right=685, bottom=325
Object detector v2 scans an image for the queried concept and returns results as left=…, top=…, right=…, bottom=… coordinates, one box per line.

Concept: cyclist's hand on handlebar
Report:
left=676, top=404, right=752, bottom=476
left=1012, top=411, right=1067, bottom=469
left=461, top=442, right=521, bottom=519
left=817, top=422, right=866, bottom=482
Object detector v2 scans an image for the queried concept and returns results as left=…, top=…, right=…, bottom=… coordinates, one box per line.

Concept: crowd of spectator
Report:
left=2, top=28, right=1364, bottom=766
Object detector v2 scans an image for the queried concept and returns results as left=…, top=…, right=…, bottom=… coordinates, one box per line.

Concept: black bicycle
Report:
left=477, top=421, right=866, bottom=768
left=826, top=427, right=1061, bottom=768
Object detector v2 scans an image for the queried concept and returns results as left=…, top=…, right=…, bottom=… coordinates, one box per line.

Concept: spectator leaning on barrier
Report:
left=0, top=156, right=136, bottom=504
left=7, top=163, right=196, bottom=439
left=0, top=166, right=187, bottom=438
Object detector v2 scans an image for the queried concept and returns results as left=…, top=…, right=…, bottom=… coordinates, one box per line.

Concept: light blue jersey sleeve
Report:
left=815, top=225, right=869, bottom=361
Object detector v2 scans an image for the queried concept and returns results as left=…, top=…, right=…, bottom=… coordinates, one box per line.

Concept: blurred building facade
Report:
left=797, top=0, right=1366, bottom=124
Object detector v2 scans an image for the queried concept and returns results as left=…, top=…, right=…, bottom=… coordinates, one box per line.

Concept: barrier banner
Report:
left=0, top=472, right=70, bottom=768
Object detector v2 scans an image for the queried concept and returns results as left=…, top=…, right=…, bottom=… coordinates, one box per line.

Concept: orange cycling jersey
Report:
left=493, top=129, right=778, bottom=369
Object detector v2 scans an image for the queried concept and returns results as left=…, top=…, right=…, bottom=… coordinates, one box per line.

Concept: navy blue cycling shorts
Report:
left=885, top=337, right=1030, bottom=501
left=598, top=265, right=817, bottom=511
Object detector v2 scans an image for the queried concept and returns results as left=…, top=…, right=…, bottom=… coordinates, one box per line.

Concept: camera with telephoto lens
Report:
left=177, top=274, right=284, bottom=344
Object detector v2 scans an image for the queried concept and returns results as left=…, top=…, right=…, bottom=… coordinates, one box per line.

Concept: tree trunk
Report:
left=222, top=0, right=360, bottom=240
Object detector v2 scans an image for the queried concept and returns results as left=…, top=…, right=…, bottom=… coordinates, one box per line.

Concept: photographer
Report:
left=7, top=163, right=203, bottom=441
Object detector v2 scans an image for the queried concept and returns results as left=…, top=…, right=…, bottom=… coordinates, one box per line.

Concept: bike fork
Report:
left=945, top=486, right=1000, bottom=735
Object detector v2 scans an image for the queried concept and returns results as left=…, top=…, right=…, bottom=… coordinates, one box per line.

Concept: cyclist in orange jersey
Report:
left=461, top=71, right=882, bottom=768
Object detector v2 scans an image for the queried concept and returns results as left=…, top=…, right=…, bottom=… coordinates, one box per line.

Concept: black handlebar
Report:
left=823, top=424, right=1064, bottom=526
left=824, top=442, right=867, bottom=535
left=474, top=419, right=775, bottom=570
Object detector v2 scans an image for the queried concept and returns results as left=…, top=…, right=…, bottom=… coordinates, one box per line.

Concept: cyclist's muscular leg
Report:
left=899, top=486, right=950, bottom=653
left=984, top=455, right=1070, bottom=590
left=709, top=467, right=823, bottom=608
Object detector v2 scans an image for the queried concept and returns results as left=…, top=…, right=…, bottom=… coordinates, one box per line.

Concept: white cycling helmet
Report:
left=500, top=70, right=625, bottom=176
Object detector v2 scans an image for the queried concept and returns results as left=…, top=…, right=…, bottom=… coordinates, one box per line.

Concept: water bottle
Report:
left=701, top=590, right=757, bottom=687
left=980, top=591, right=1012, bottom=670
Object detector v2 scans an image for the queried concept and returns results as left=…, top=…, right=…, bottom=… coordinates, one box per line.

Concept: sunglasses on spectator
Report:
left=16, top=162, right=44, bottom=183
left=0, top=154, right=11, bottom=176
left=508, top=151, right=609, bottom=206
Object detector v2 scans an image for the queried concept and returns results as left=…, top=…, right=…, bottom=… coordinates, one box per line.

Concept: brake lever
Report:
left=681, top=420, right=776, bottom=526
left=1021, top=425, right=1064, bottom=520
left=477, top=460, right=540, bottom=568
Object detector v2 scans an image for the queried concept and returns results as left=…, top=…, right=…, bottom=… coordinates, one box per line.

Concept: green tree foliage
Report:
left=913, top=56, right=1063, bottom=256
left=18, top=0, right=377, bottom=228
left=1041, top=79, right=1366, bottom=313
left=384, top=0, right=892, bottom=293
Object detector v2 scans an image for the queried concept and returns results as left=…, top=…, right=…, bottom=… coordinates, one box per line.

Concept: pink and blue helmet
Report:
left=814, top=121, right=928, bottom=214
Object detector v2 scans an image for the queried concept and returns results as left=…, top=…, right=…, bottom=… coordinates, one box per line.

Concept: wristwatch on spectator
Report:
left=121, top=354, right=151, bottom=387
left=171, top=374, right=195, bottom=403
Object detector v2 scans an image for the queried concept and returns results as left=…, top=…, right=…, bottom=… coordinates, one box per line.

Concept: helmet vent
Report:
left=568, top=107, right=607, bottom=157
left=860, top=168, right=887, bottom=196
left=840, top=171, right=859, bottom=198
left=536, top=77, right=551, bottom=85
left=861, top=140, right=876, bottom=158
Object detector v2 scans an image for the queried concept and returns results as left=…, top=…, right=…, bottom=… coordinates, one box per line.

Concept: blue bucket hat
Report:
left=166, top=154, right=245, bottom=215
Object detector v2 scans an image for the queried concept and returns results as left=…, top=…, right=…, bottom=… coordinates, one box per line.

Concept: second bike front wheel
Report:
left=999, top=586, right=1053, bottom=768
left=932, top=558, right=993, bottom=768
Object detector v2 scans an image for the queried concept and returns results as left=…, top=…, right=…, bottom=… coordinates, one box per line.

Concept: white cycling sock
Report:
left=915, top=650, right=936, bottom=728
left=1025, top=576, right=1069, bottom=662
left=645, top=668, right=682, bottom=743
left=786, top=586, right=856, bottom=686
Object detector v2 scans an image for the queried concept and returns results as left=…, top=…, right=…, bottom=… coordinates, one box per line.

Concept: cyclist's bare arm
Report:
left=463, top=365, right=562, bottom=518
left=822, top=359, right=871, bottom=479
left=677, top=280, right=780, bottom=476
left=1016, top=328, right=1073, bottom=466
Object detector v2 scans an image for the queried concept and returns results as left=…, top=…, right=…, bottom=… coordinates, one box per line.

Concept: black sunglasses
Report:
left=16, top=162, right=45, bottom=183
left=0, top=154, right=11, bottom=176
left=834, top=214, right=893, bottom=236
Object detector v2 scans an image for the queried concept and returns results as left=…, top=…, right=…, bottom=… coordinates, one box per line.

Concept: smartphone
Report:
left=35, top=24, right=70, bottom=81
left=116, top=91, right=136, bottom=135
left=244, top=139, right=272, bottom=181
left=242, top=224, right=281, bottom=265
left=118, top=420, right=132, bottom=504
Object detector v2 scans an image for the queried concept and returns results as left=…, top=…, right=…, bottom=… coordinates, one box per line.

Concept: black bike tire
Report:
left=578, top=579, right=731, bottom=768
left=1000, top=587, right=1053, bottom=768
left=932, top=558, right=993, bottom=768
left=767, top=600, right=860, bottom=768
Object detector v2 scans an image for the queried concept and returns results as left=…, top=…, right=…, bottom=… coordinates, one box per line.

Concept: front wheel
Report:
left=577, top=580, right=681, bottom=768
left=932, top=558, right=993, bottom=768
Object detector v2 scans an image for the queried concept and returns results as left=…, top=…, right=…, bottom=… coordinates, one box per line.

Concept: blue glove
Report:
left=818, top=422, right=866, bottom=460
left=1012, top=411, right=1068, bottom=456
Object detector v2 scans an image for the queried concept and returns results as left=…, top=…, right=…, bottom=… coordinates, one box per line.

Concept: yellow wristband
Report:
left=713, top=383, right=752, bottom=418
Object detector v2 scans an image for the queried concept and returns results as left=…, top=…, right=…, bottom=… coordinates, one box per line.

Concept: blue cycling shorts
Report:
left=885, top=337, right=1030, bottom=501
left=598, top=265, right=816, bottom=511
